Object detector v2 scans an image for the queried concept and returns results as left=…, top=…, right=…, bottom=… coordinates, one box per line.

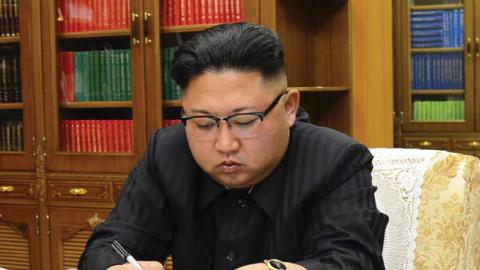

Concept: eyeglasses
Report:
left=181, top=90, right=288, bottom=140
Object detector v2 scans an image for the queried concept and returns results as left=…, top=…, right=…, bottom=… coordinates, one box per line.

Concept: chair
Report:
left=371, top=148, right=480, bottom=270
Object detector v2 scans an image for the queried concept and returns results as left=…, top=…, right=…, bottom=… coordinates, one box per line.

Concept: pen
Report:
left=111, top=240, right=145, bottom=270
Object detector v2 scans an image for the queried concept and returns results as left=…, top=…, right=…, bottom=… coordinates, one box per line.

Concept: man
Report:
left=79, top=23, right=388, bottom=270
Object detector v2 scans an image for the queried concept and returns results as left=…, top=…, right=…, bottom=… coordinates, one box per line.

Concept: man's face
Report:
left=182, top=70, right=299, bottom=189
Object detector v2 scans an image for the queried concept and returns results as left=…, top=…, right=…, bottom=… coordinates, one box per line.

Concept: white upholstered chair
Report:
left=371, top=148, right=480, bottom=270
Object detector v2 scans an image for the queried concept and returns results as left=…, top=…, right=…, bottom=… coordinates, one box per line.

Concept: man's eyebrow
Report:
left=189, top=106, right=257, bottom=115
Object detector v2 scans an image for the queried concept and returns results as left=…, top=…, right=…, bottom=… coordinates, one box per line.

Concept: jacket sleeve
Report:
left=78, top=130, right=173, bottom=270
left=296, top=143, right=389, bottom=270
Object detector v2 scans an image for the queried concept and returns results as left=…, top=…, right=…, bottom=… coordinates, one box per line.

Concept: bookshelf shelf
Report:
left=163, top=100, right=182, bottom=107
left=0, top=36, right=20, bottom=44
left=161, top=24, right=219, bottom=33
left=412, top=90, right=465, bottom=95
left=411, top=4, right=463, bottom=10
left=0, top=103, right=23, bottom=109
left=288, top=86, right=350, bottom=93
left=57, top=30, right=130, bottom=39
left=60, top=101, right=132, bottom=108
left=411, top=48, right=464, bottom=53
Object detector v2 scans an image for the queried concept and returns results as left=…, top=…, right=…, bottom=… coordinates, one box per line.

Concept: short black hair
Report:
left=171, top=22, right=285, bottom=90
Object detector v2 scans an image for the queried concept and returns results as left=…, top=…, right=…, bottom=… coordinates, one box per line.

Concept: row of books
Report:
left=0, top=0, right=18, bottom=37
left=58, top=49, right=131, bottom=103
left=0, top=52, right=21, bottom=103
left=410, top=9, right=464, bottom=48
left=163, top=119, right=181, bottom=127
left=162, top=47, right=181, bottom=100
left=60, top=119, right=133, bottom=153
left=0, top=120, right=23, bottom=152
left=413, top=100, right=465, bottom=121
left=57, top=0, right=131, bottom=33
left=411, top=52, right=464, bottom=90
left=161, top=0, right=244, bottom=26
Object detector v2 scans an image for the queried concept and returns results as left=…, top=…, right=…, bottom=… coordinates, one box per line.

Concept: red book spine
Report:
left=208, top=0, right=214, bottom=24
left=238, top=0, right=243, bottom=21
left=217, top=0, right=224, bottom=23
left=111, top=120, right=120, bottom=153
left=90, top=120, right=98, bottom=153
left=102, top=0, right=109, bottom=30
left=79, top=0, right=87, bottom=31
left=85, top=120, right=95, bottom=153
left=125, top=0, right=131, bottom=29
left=118, top=120, right=125, bottom=152
left=200, top=0, right=206, bottom=24
left=130, top=120, right=134, bottom=152
left=86, top=0, right=93, bottom=31
left=213, top=0, right=219, bottom=23
left=161, top=0, right=166, bottom=26
left=224, top=0, right=231, bottom=22
left=173, top=0, right=180, bottom=26
left=125, top=120, right=132, bottom=153
left=57, top=0, right=65, bottom=32
left=64, top=0, right=71, bottom=32
left=67, top=120, right=74, bottom=152
left=232, top=0, right=238, bottom=22
left=79, top=120, right=85, bottom=152
left=96, top=120, right=108, bottom=153
left=106, top=120, right=113, bottom=152
left=167, top=0, right=173, bottom=26
left=74, top=120, right=81, bottom=152
left=192, top=0, right=199, bottom=24
left=112, top=0, right=119, bottom=29
left=179, top=0, right=186, bottom=25
left=73, top=0, right=80, bottom=32
left=185, top=0, right=193, bottom=25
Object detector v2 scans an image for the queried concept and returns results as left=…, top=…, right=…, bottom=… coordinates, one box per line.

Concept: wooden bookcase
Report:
left=394, top=0, right=480, bottom=158
left=0, top=0, right=393, bottom=269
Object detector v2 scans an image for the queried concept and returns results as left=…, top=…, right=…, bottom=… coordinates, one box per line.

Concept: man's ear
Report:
left=284, top=89, right=300, bottom=127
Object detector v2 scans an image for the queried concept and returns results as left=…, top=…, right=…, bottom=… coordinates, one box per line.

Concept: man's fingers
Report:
left=139, top=261, right=164, bottom=270
left=106, top=261, right=164, bottom=270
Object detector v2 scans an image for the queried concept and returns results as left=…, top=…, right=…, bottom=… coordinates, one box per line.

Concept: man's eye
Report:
left=193, top=120, right=216, bottom=130
left=231, top=117, right=258, bottom=127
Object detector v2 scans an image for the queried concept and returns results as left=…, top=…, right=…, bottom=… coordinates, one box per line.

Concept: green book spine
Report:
left=126, top=50, right=131, bottom=101
left=111, top=50, right=118, bottom=101
left=119, top=50, right=126, bottom=100
left=105, top=50, right=113, bottom=101
left=99, top=50, right=107, bottom=101
left=88, top=51, right=95, bottom=101
left=94, top=50, right=101, bottom=101
left=161, top=48, right=169, bottom=100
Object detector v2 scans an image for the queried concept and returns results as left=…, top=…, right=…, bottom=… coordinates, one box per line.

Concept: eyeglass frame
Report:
left=180, top=89, right=289, bottom=130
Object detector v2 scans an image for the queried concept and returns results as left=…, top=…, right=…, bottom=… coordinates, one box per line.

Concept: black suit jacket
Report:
left=79, top=114, right=388, bottom=270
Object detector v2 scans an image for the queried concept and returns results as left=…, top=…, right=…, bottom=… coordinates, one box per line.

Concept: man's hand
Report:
left=106, top=261, right=164, bottom=270
left=236, top=262, right=306, bottom=270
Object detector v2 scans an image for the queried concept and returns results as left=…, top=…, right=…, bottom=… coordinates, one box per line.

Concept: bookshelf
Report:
left=0, top=0, right=393, bottom=269
left=394, top=0, right=480, bottom=157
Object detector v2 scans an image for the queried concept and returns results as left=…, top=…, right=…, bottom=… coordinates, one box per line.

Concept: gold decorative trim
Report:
left=35, top=137, right=47, bottom=202
left=0, top=171, right=36, bottom=179
left=46, top=172, right=127, bottom=181
left=86, top=213, right=105, bottom=230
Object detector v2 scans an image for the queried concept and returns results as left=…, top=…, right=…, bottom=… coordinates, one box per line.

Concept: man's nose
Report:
left=214, top=121, right=240, bottom=154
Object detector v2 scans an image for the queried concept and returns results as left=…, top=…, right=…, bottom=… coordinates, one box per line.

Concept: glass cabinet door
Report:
left=41, top=0, right=146, bottom=173
left=402, top=0, right=474, bottom=132
left=0, top=0, right=36, bottom=170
